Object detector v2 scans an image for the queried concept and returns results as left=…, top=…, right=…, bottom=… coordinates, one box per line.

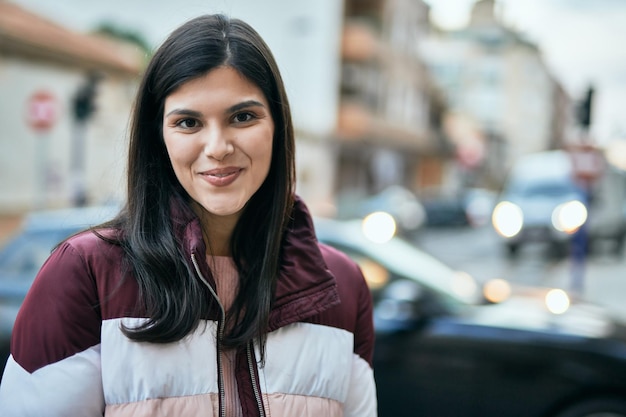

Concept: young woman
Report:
left=0, top=14, right=376, bottom=416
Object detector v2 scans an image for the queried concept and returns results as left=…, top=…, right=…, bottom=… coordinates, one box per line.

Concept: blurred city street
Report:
left=3, top=0, right=626, bottom=414
left=414, top=224, right=626, bottom=321
left=2, top=0, right=626, bottom=340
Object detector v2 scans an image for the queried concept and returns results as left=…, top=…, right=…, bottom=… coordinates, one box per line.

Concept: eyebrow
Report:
left=165, top=100, right=267, bottom=119
left=164, top=108, right=203, bottom=118
left=226, top=100, right=266, bottom=114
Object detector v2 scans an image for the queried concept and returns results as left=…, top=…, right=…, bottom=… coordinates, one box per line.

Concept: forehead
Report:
left=165, top=66, right=268, bottom=108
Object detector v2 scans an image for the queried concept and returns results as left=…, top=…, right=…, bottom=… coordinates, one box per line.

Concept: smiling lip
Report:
left=200, top=167, right=242, bottom=187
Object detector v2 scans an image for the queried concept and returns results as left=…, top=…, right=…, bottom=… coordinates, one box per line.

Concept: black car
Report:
left=3, top=208, right=626, bottom=416
left=314, top=217, right=626, bottom=417
left=0, top=205, right=118, bottom=378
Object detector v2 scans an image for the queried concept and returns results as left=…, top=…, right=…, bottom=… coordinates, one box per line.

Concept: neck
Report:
left=203, top=225, right=233, bottom=257
left=192, top=202, right=239, bottom=257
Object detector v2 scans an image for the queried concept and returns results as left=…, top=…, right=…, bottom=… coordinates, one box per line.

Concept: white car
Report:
left=492, top=150, right=626, bottom=257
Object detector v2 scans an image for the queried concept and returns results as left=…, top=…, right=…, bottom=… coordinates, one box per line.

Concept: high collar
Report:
left=169, top=195, right=340, bottom=329
left=269, top=196, right=340, bottom=330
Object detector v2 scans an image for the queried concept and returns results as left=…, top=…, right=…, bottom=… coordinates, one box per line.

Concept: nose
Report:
left=202, top=125, right=234, bottom=161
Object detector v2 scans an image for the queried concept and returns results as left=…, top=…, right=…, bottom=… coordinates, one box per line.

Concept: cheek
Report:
left=163, top=144, right=196, bottom=189
left=164, top=137, right=194, bottom=169
left=254, top=128, right=274, bottom=167
left=254, top=140, right=273, bottom=177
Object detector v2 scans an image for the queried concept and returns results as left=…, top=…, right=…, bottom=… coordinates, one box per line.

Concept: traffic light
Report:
left=73, top=73, right=101, bottom=122
left=576, top=86, right=594, bottom=129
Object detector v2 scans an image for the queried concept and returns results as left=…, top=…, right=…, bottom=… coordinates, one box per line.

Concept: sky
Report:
left=425, top=0, right=626, bottom=144
left=10, top=0, right=626, bottom=144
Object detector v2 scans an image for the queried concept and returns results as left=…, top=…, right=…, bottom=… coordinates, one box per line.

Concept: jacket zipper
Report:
left=247, top=341, right=266, bottom=417
left=191, top=253, right=227, bottom=417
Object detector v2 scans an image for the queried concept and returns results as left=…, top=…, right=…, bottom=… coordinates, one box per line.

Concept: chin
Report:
left=202, top=200, right=246, bottom=217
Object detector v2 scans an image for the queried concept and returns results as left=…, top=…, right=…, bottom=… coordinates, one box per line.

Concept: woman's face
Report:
left=163, top=66, right=274, bottom=223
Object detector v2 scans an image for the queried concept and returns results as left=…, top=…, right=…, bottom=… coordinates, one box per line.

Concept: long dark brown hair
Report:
left=106, top=14, right=295, bottom=350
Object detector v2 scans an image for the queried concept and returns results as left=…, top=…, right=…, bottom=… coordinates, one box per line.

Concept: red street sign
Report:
left=568, top=143, right=605, bottom=185
left=26, top=90, right=58, bottom=132
left=455, top=138, right=485, bottom=169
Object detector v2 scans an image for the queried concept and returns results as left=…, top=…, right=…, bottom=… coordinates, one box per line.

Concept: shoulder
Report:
left=25, top=228, right=127, bottom=321
left=10, top=231, right=117, bottom=373
left=27, top=228, right=123, bottom=303
left=57, top=228, right=123, bottom=267
left=63, top=227, right=120, bottom=252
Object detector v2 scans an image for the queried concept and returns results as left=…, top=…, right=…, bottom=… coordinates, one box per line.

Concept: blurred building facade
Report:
left=419, top=0, right=574, bottom=189
left=0, top=0, right=578, bottom=225
left=235, top=0, right=452, bottom=217
left=0, top=1, right=142, bottom=215
left=334, top=0, right=451, bottom=207
left=242, top=0, right=346, bottom=218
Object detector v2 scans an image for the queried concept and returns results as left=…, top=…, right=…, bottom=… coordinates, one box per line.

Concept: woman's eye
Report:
left=176, top=118, right=198, bottom=129
left=233, top=112, right=254, bottom=123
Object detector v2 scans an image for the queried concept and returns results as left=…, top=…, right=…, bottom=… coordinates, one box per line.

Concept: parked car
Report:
left=0, top=205, right=118, bottom=378
left=492, top=150, right=626, bottom=257
left=314, top=216, right=626, bottom=417
left=421, top=193, right=469, bottom=227
left=4, top=207, right=626, bottom=417
left=463, top=187, right=497, bottom=227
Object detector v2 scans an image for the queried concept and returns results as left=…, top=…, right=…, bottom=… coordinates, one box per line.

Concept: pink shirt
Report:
left=209, top=256, right=243, bottom=417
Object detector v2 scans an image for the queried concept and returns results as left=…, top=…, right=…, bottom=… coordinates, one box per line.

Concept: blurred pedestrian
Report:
left=0, top=14, right=376, bottom=416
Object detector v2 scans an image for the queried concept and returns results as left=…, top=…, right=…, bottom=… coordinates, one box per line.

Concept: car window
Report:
left=320, top=236, right=470, bottom=313
left=521, top=183, right=578, bottom=197
left=355, top=237, right=468, bottom=301
left=327, top=244, right=391, bottom=298
left=0, top=230, right=72, bottom=280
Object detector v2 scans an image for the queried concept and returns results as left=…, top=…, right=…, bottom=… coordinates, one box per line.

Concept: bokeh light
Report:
left=483, top=278, right=512, bottom=303
left=362, top=211, right=396, bottom=243
left=545, top=289, right=570, bottom=315
left=492, top=201, right=523, bottom=238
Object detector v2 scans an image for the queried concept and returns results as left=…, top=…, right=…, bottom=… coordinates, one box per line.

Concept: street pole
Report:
left=70, top=72, right=100, bottom=207
left=568, top=85, right=600, bottom=298
left=70, top=119, right=87, bottom=207
left=26, top=90, right=58, bottom=210
left=35, top=131, right=50, bottom=209
left=569, top=189, right=589, bottom=297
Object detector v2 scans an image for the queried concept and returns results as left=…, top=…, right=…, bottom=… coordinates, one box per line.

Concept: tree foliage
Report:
left=92, top=22, right=152, bottom=55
